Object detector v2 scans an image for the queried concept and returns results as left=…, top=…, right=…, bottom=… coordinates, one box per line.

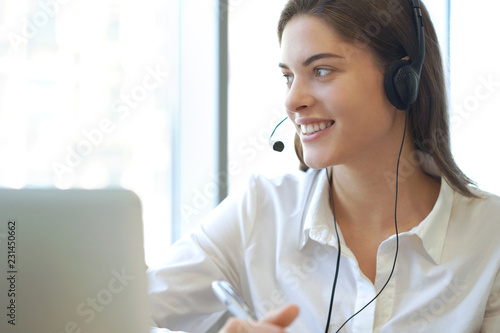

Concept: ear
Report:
left=384, top=60, right=412, bottom=110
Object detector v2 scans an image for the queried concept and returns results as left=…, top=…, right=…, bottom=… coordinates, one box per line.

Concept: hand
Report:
left=218, top=304, right=299, bottom=333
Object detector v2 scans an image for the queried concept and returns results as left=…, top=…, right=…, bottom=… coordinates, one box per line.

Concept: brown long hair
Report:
left=278, top=0, right=478, bottom=197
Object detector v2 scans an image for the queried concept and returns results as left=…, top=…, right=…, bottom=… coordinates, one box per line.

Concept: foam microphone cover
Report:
left=273, top=141, right=285, bottom=152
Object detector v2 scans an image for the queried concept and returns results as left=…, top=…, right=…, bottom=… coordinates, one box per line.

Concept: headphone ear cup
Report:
left=384, top=60, right=412, bottom=111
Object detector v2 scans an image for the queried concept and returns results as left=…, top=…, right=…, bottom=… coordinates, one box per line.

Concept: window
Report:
left=228, top=0, right=297, bottom=196
left=450, top=1, right=500, bottom=195
left=0, top=0, right=175, bottom=266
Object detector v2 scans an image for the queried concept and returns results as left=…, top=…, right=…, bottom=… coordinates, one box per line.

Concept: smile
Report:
left=300, top=121, right=334, bottom=135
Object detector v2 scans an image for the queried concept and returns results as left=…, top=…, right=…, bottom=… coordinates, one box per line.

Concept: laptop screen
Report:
left=0, top=188, right=150, bottom=333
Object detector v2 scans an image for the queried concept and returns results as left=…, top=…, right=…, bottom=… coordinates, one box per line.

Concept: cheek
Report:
left=330, top=78, right=394, bottom=141
left=344, top=74, right=391, bottom=119
left=316, top=82, right=353, bottom=114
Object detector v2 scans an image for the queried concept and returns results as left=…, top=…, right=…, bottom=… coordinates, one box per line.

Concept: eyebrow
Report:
left=279, top=53, right=344, bottom=69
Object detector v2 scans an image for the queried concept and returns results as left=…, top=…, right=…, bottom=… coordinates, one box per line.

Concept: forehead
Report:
left=280, top=14, right=371, bottom=66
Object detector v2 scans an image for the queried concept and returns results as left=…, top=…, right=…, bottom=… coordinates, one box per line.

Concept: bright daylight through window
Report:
left=0, top=0, right=174, bottom=265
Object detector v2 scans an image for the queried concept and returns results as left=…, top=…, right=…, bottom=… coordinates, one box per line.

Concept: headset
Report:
left=269, top=0, right=425, bottom=331
left=384, top=0, right=425, bottom=111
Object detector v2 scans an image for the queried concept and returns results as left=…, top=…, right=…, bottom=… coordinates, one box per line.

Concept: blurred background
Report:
left=0, top=0, right=498, bottom=266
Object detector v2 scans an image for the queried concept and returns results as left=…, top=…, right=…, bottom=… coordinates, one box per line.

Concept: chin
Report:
left=303, top=153, right=334, bottom=170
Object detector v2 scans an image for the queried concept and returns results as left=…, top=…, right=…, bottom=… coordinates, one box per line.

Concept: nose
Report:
left=285, top=77, right=314, bottom=113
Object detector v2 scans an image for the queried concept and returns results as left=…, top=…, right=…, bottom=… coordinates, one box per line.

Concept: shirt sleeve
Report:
left=150, top=328, right=182, bottom=333
left=147, top=176, right=258, bottom=333
left=482, top=267, right=500, bottom=332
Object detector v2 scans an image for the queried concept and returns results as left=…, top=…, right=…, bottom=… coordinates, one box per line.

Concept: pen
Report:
left=211, top=280, right=258, bottom=321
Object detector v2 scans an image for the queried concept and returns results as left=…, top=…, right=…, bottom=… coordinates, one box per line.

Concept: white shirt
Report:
left=148, top=168, right=500, bottom=333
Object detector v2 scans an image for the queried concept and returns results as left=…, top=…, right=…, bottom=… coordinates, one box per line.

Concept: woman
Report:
left=148, top=0, right=500, bottom=332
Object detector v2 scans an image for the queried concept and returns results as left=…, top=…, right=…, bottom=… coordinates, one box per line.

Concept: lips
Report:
left=300, top=121, right=334, bottom=135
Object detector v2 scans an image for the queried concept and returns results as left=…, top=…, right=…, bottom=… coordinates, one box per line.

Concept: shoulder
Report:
left=211, top=169, right=322, bottom=222
left=245, top=168, right=322, bottom=204
left=449, top=185, right=500, bottom=242
left=224, top=168, right=325, bottom=229
left=453, top=186, right=500, bottom=216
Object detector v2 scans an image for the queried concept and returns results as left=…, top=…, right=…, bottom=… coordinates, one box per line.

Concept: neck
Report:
left=329, top=135, right=440, bottom=234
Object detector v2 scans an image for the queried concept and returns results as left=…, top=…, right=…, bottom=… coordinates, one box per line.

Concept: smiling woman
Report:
left=277, top=1, right=476, bottom=199
left=148, top=1, right=500, bottom=332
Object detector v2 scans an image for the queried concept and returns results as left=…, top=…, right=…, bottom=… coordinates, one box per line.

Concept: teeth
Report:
left=300, top=121, right=333, bottom=135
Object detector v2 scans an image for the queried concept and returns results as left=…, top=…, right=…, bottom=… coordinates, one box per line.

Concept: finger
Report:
left=262, top=304, right=300, bottom=327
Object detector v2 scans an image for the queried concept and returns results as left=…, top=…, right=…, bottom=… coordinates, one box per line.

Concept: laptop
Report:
left=0, top=188, right=150, bottom=333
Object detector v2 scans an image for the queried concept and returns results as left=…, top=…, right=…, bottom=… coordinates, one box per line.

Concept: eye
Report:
left=314, top=68, right=333, bottom=77
left=283, top=73, right=293, bottom=86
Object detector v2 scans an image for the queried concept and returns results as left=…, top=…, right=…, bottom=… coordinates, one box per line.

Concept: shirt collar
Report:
left=298, top=168, right=455, bottom=266
left=299, top=169, right=341, bottom=250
